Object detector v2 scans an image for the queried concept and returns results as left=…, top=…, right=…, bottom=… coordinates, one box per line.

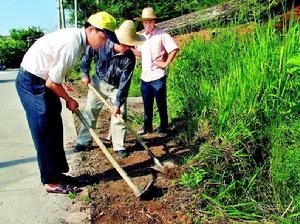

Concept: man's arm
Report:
left=131, top=47, right=141, bottom=58
left=46, top=78, right=79, bottom=112
left=112, top=58, right=135, bottom=116
left=154, top=48, right=179, bottom=69
left=80, top=47, right=95, bottom=85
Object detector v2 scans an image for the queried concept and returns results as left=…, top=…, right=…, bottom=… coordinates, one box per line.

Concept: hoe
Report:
left=88, top=83, right=174, bottom=173
left=75, top=109, right=154, bottom=197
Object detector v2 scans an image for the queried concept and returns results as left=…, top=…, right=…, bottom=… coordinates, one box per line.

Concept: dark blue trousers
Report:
left=15, top=69, right=68, bottom=184
left=141, top=76, right=168, bottom=133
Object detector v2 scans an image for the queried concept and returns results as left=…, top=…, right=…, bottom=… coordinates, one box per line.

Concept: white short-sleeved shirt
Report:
left=21, top=28, right=86, bottom=84
left=137, top=27, right=178, bottom=82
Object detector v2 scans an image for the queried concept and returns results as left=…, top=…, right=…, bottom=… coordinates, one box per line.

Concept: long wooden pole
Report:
left=88, top=83, right=165, bottom=172
left=75, top=109, right=145, bottom=197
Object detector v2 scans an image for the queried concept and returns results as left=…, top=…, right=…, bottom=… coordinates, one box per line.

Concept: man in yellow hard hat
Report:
left=74, top=20, right=145, bottom=158
left=15, top=12, right=118, bottom=194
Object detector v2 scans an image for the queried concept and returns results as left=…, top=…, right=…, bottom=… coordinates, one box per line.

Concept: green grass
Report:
left=167, top=14, right=300, bottom=223
left=270, top=119, right=300, bottom=221
left=128, top=61, right=142, bottom=97
left=180, top=167, right=206, bottom=189
left=67, top=192, right=77, bottom=200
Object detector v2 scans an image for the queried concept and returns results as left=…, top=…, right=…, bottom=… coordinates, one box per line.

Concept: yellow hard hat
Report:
left=88, top=11, right=118, bottom=43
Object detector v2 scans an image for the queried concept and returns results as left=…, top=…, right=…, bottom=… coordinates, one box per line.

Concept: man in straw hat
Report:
left=133, top=7, right=179, bottom=138
left=74, top=20, right=145, bottom=158
left=15, top=11, right=118, bottom=194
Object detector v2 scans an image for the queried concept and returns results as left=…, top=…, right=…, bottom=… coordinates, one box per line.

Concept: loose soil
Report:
left=66, top=82, right=195, bottom=224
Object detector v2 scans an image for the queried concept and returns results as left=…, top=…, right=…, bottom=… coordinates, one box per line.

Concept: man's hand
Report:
left=154, top=60, right=168, bottom=69
left=131, top=47, right=141, bottom=58
left=112, top=106, right=121, bottom=117
left=66, top=98, right=79, bottom=112
left=46, top=78, right=79, bottom=112
left=154, top=49, right=179, bottom=69
left=81, top=76, right=91, bottom=86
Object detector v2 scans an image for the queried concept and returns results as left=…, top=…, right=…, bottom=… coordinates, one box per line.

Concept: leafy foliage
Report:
left=180, top=166, right=206, bottom=189
left=64, top=0, right=228, bottom=28
left=0, top=38, right=26, bottom=68
left=9, top=27, right=43, bottom=42
left=0, top=27, right=43, bottom=68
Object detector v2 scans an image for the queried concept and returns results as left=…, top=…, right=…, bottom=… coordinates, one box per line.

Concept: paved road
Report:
left=0, top=70, right=80, bottom=223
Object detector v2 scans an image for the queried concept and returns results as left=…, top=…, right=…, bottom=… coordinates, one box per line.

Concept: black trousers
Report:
left=141, top=76, right=168, bottom=133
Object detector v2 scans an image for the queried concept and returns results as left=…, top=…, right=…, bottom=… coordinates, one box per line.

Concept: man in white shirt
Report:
left=15, top=12, right=118, bottom=194
left=133, top=7, right=179, bottom=137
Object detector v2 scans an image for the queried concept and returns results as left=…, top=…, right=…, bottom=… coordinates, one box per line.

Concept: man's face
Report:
left=142, top=20, right=156, bottom=33
left=88, top=28, right=107, bottom=49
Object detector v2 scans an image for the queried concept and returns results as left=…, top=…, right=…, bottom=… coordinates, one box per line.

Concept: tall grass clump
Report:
left=168, top=16, right=300, bottom=222
left=270, top=118, right=300, bottom=222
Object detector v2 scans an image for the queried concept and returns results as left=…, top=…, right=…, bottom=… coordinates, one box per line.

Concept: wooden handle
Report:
left=88, top=84, right=159, bottom=160
left=75, top=109, right=143, bottom=197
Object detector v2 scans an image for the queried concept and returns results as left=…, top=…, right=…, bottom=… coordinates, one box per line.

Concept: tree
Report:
left=0, top=27, right=44, bottom=68
left=64, top=0, right=98, bottom=27
left=62, top=0, right=228, bottom=27
left=10, top=27, right=43, bottom=46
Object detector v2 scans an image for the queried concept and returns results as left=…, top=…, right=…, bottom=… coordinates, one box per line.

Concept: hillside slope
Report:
left=157, top=0, right=292, bottom=35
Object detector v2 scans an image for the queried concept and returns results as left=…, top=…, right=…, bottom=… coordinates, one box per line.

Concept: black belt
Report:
left=19, top=67, right=45, bottom=83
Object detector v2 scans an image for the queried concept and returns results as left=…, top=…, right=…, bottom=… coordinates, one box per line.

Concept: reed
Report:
left=168, top=15, right=300, bottom=222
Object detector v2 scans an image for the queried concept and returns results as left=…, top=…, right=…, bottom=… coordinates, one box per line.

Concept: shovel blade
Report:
left=136, top=178, right=155, bottom=197
left=151, top=160, right=176, bottom=174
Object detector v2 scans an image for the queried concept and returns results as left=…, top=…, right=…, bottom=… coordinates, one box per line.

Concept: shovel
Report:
left=75, top=109, right=154, bottom=197
left=88, top=83, right=173, bottom=173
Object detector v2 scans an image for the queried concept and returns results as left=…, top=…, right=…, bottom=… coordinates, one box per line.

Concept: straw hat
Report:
left=134, top=7, right=158, bottom=21
left=115, top=20, right=145, bottom=46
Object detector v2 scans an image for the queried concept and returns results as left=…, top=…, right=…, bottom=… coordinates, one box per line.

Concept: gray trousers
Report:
left=77, top=80, right=127, bottom=151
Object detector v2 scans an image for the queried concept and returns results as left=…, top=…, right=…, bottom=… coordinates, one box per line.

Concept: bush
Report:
left=0, top=37, right=27, bottom=68
left=0, top=27, right=43, bottom=68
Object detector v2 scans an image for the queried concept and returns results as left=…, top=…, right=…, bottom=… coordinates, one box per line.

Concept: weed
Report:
left=67, top=192, right=76, bottom=200
left=180, top=167, right=206, bottom=189
left=82, top=194, right=91, bottom=203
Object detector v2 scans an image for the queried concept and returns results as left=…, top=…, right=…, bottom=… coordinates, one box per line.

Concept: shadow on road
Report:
left=0, top=79, right=16, bottom=84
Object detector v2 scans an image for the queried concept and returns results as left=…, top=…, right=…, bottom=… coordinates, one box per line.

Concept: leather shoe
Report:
left=137, top=129, right=152, bottom=135
left=158, top=132, right=167, bottom=138
left=118, top=150, right=128, bottom=158
left=74, top=143, right=93, bottom=152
